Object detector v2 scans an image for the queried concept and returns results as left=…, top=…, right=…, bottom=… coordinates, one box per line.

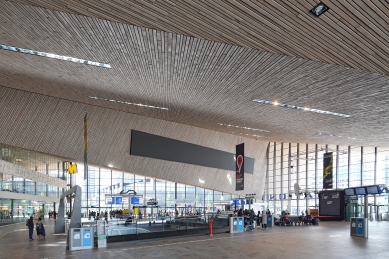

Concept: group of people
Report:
left=235, top=208, right=271, bottom=230
left=88, top=210, right=108, bottom=220
left=47, top=210, right=56, bottom=219
left=26, top=217, right=45, bottom=241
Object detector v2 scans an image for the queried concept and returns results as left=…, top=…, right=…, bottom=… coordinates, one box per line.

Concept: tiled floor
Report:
left=1, top=218, right=389, bottom=259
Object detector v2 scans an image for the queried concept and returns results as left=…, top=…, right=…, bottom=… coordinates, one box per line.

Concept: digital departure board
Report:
left=344, top=189, right=355, bottom=196
left=355, top=188, right=366, bottom=195
left=366, top=186, right=379, bottom=194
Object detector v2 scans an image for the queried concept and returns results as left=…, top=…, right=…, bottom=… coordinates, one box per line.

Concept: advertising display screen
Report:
left=344, top=189, right=355, bottom=196
left=355, top=188, right=366, bottom=195
left=319, top=191, right=341, bottom=216
left=366, top=186, right=379, bottom=194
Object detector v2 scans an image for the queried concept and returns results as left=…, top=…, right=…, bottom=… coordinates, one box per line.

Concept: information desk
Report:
left=350, top=217, right=368, bottom=238
left=229, top=216, right=244, bottom=233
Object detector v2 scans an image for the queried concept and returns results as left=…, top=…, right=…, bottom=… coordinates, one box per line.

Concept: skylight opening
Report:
left=0, top=44, right=111, bottom=69
left=252, top=99, right=351, bottom=118
left=89, top=96, right=168, bottom=110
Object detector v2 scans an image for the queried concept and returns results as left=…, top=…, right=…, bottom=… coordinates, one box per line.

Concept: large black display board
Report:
left=319, top=190, right=345, bottom=217
left=130, top=130, right=255, bottom=173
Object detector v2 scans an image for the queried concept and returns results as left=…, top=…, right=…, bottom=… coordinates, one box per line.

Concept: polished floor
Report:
left=0, top=218, right=388, bottom=259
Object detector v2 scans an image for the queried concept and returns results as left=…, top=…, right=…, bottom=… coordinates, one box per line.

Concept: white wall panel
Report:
left=0, top=86, right=267, bottom=197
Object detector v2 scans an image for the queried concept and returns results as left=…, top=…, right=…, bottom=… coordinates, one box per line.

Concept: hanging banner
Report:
left=236, top=143, right=244, bottom=191
left=323, top=152, right=333, bottom=189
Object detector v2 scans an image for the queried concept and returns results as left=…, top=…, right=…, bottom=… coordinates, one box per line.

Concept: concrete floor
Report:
left=0, top=218, right=388, bottom=259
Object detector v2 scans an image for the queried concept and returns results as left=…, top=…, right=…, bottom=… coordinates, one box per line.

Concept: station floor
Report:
left=0, top=218, right=388, bottom=259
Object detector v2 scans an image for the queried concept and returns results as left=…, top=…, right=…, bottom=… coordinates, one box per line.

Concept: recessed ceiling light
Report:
left=108, top=164, right=113, bottom=168
left=231, top=132, right=269, bottom=139
left=310, top=2, right=329, bottom=17
left=252, top=99, right=351, bottom=118
left=218, top=123, right=269, bottom=132
left=0, top=44, right=111, bottom=68
left=89, top=96, right=169, bottom=110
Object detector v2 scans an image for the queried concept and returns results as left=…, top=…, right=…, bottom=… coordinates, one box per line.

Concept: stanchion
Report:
left=209, top=217, right=213, bottom=236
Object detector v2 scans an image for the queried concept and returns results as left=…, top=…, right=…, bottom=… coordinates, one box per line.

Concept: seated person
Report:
left=299, top=212, right=305, bottom=222
left=283, top=214, right=293, bottom=225
left=304, top=215, right=312, bottom=224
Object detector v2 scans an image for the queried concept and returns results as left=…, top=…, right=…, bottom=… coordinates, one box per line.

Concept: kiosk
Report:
left=229, top=216, right=244, bottom=233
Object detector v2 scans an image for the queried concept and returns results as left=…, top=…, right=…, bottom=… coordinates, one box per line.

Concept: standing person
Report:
left=27, top=216, right=34, bottom=240
left=262, top=211, right=267, bottom=229
left=36, top=217, right=45, bottom=240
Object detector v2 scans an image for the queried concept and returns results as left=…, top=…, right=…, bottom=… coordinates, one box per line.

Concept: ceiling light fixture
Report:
left=252, top=99, right=351, bottom=118
left=316, top=132, right=367, bottom=141
left=0, top=44, right=111, bottom=68
left=218, top=123, right=269, bottom=132
left=310, top=2, right=329, bottom=17
left=231, top=132, right=269, bottom=139
left=89, top=96, right=169, bottom=110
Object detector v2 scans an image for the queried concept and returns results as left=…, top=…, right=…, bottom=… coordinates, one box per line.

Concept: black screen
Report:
left=319, top=191, right=341, bottom=216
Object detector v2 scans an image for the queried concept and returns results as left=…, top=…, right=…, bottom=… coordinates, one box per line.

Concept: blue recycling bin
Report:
left=350, top=217, right=368, bottom=238
left=229, top=216, right=244, bottom=233
left=267, top=214, right=274, bottom=227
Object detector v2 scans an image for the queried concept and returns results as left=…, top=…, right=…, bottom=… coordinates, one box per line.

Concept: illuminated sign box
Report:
left=344, top=189, right=355, bottom=196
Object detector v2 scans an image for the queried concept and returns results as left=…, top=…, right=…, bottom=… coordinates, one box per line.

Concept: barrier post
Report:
left=209, top=217, right=213, bottom=236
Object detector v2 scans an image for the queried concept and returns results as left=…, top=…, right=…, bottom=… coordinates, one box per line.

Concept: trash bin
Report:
left=350, top=217, right=368, bottom=238
left=68, top=227, right=94, bottom=251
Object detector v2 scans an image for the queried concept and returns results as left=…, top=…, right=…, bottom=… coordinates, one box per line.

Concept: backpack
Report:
left=26, top=219, right=29, bottom=226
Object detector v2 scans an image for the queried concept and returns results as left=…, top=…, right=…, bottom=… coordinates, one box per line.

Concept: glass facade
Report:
left=267, top=143, right=389, bottom=217
left=2, top=141, right=389, bottom=223
left=71, top=164, right=237, bottom=217
left=0, top=144, right=65, bottom=220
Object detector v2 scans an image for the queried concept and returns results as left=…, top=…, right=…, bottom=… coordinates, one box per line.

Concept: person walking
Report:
left=27, top=216, right=34, bottom=241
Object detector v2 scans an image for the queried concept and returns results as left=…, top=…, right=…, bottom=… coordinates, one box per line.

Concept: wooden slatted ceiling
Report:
left=1, top=1, right=389, bottom=148
left=8, top=0, right=389, bottom=75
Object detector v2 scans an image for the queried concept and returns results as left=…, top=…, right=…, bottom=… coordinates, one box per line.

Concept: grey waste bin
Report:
left=68, top=227, right=94, bottom=251
left=350, top=217, right=368, bottom=238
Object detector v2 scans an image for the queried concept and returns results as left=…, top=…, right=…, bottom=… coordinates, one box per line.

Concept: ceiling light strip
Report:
left=252, top=99, right=351, bottom=118
left=316, top=132, right=367, bottom=141
left=88, top=96, right=168, bottom=110
left=218, top=123, right=269, bottom=132
left=231, top=132, right=269, bottom=139
left=0, top=44, right=111, bottom=69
